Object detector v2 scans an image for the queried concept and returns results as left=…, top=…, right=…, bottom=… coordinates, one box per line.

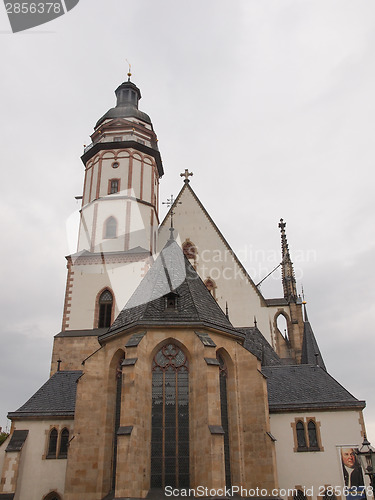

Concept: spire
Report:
left=278, top=218, right=297, bottom=302
left=301, top=301, right=326, bottom=371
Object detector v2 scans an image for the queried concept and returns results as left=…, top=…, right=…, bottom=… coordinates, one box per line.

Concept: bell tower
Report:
left=60, top=75, right=163, bottom=335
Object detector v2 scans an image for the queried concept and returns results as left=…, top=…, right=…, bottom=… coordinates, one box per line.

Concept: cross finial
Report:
left=162, top=194, right=181, bottom=232
left=278, top=218, right=286, bottom=232
left=126, top=59, right=132, bottom=81
left=180, top=169, right=193, bottom=183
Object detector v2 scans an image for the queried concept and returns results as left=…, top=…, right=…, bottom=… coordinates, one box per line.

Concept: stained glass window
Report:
left=151, top=344, right=189, bottom=488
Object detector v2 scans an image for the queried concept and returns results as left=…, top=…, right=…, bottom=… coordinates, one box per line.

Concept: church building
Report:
left=0, top=76, right=370, bottom=500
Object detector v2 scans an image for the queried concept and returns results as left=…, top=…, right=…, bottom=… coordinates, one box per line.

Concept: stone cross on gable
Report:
left=180, top=169, right=193, bottom=183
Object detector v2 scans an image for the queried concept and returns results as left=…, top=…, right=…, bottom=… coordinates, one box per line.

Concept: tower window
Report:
left=114, top=136, right=122, bottom=142
left=165, top=292, right=178, bottom=311
left=109, top=179, right=120, bottom=194
left=104, top=217, right=117, bottom=239
left=98, top=290, right=113, bottom=328
left=112, top=161, right=119, bottom=169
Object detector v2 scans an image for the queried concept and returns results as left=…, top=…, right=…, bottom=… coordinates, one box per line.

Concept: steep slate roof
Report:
left=8, top=371, right=82, bottom=419
left=301, top=305, right=326, bottom=370
left=100, top=236, right=242, bottom=342
left=262, top=365, right=365, bottom=411
left=238, top=327, right=282, bottom=366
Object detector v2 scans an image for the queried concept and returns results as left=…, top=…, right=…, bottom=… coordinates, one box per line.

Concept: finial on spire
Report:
left=126, top=59, right=132, bottom=81
left=180, top=169, right=193, bottom=183
left=225, top=301, right=229, bottom=320
left=254, top=316, right=257, bottom=328
left=278, top=218, right=297, bottom=302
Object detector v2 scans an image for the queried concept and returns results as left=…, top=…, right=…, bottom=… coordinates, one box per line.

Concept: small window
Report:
left=47, top=428, right=58, bottom=458
left=109, top=179, right=120, bottom=194
left=296, top=421, right=307, bottom=450
left=165, top=292, right=177, bottom=311
left=104, top=217, right=117, bottom=239
left=112, top=161, right=119, bottom=169
left=99, top=290, right=113, bottom=328
left=58, top=428, right=69, bottom=458
left=114, top=136, right=122, bottom=142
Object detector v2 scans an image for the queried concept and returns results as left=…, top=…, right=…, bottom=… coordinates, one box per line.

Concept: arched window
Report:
left=112, top=352, right=125, bottom=491
left=151, top=344, right=189, bottom=489
left=104, top=217, right=117, bottom=239
left=276, top=313, right=289, bottom=342
left=47, top=428, right=58, bottom=458
left=217, top=354, right=231, bottom=488
left=98, top=290, right=113, bottom=328
left=58, top=428, right=69, bottom=458
left=296, top=421, right=307, bottom=449
left=43, top=492, right=62, bottom=500
left=307, top=420, right=318, bottom=449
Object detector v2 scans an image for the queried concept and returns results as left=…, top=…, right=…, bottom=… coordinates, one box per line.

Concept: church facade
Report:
left=0, top=77, right=369, bottom=500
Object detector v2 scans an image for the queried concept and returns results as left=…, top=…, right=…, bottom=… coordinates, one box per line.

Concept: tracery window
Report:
left=293, top=418, right=322, bottom=452
left=98, top=290, right=113, bottom=328
left=151, top=344, right=189, bottom=488
left=217, top=354, right=231, bottom=488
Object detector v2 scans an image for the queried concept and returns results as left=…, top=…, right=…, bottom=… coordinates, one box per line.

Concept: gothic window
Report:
left=104, top=217, right=117, bottom=239
left=296, top=421, right=307, bottom=450
left=307, top=420, right=318, bottom=449
left=217, top=354, right=231, bottom=488
left=109, top=179, right=120, bottom=194
left=112, top=353, right=125, bottom=491
left=58, top=428, right=69, bottom=458
left=98, top=290, right=113, bottom=328
left=43, top=493, right=62, bottom=500
left=293, top=418, right=322, bottom=452
left=204, top=278, right=217, bottom=299
left=151, top=344, right=189, bottom=489
left=47, top=428, right=58, bottom=458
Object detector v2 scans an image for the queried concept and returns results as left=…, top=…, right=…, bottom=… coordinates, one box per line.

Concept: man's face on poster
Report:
left=341, top=448, right=356, bottom=468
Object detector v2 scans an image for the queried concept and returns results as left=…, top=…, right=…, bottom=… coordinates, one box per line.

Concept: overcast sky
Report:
left=0, top=0, right=374, bottom=443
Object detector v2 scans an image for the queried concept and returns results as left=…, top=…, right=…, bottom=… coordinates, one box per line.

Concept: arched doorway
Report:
left=151, top=343, right=189, bottom=488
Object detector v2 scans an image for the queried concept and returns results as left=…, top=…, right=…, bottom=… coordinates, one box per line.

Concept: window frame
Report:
left=291, top=417, right=324, bottom=452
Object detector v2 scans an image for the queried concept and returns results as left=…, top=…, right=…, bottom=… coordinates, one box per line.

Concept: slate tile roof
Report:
left=301, top=317, right=326, bottom=370
left=239, top=327, right=282, bottom=366
left=8, top=371, right=82, bottom=419
left=262, top=365, right=365, bottom=411
left=100, top=238, right=242, bottom=341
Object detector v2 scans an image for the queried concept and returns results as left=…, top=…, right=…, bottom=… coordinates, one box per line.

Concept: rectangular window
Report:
left=109, top=179, right=120, bottom=194
left=114, top=136, right=122, bottom=142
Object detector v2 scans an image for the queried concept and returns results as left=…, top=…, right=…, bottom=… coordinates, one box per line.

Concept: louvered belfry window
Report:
left=151, top=344, right=189, bottom=488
